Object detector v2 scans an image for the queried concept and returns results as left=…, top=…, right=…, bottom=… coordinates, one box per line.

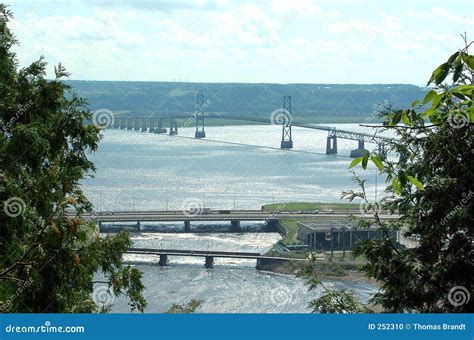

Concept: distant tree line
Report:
left=66, top=80, right=426, bottom=120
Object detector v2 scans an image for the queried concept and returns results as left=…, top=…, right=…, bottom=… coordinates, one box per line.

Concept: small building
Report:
left=297, top=221, right=398, bottom=251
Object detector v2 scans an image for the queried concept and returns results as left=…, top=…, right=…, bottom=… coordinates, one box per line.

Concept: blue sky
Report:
left=4, top=0, right=474, bottom=84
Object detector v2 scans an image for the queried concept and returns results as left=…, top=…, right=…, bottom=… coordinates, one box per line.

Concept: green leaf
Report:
left=453, top=62, right=463, bottom=82
left=431, top=94, right=443, bottom=110
left=428, top=63, right=450, bottom=85
left=392, top=177, right=401, bottom=195
left=398, top=172, right=408, bottom=186
left=349, top=157, right=363, bottom=168
left=391, top=110, right=403, bottom=125
left=452, top=84, right=474, bottom=95
left=461, top=53, right=474, bottom=70
left=447, top=51, right=460, bottom=63
left=407, top=175, right=425, bottom=191
left=422, top=90, right=438, bottom=105
left=361, top=153, right=370, bottom=169
left=370, top=155, right=383, bottom=171
left=401, top=110, right=412, bottom=126
left=411, top=99, right=420, bottom=108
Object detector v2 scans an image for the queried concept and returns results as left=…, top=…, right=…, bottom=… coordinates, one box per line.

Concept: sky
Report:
left=3, top=0, right=474, bottom=84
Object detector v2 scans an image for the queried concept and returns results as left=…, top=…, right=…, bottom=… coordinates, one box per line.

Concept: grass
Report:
left=262, top=202, right=359, bottom=212
left=166, top=299, right=203, bottom=314
left=279, top=219, right=299, bottom=244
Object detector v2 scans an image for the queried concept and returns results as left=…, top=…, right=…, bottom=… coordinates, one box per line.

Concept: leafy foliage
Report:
left=343, top=37, right=473, bottom=313
left=166, top=299, right=203, bottom=314
left=299, top=254, right=372, bottom=313
left=0, top=5, right=146, bottom=313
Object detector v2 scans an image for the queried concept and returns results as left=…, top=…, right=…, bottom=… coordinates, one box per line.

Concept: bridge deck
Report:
left=126, top=247, right=305, bottom=261
left=77, top=210, right=398, bottom=223
left=109, top=115, right=393, bottom=143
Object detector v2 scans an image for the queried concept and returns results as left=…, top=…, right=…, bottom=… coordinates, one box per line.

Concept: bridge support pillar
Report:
left=148, top=119, right=155, bottom=133
left=350, top=139, right=369, bottom=158
left=113, top=118, right=119, bottom=129
left=231, top=220, right=241, bottom=232
left=154, top=118, right=167, bottom=134
left=205, top=256, right=214, bottom=268
left=169, top=117, right=178, bottom=135
left=141, top=120, right=147, bottom=132
left=184, top=220, right=191, bottom=232
left=120, top=119, right=126, bottom=129
left=137, top=221, right=142, bottom=231
left=98, top=221, right=102, bottom=232
left=326, top=135, right=337, bottom=155
left=127, top=119, right=133, bottom=130
left=159, top=254, right=168, bottom=266
left=134, top=119, right=140, bottom=130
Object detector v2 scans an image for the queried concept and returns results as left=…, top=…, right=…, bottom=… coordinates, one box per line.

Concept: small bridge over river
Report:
left=125, top=247, right=306, bottom=268
left=81, top=209, right=398, bottom=233
left=98, top=94, right=393, bottom=158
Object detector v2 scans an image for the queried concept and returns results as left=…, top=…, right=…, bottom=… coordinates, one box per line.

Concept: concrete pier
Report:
left=184, top=220, right=191, bottom=232
left=231, top=220, right=241, bottom=232
left=158, top=254, right=168, bottom=266
left=326, top=136, right=337, bottom=154
left=205, top=256, right=214, bottom=268
left=280, top=140, right=293, bottom=149
left=350, top=140, right=369, bottom=158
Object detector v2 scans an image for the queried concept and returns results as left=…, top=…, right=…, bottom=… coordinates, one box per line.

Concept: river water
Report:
left=84, top=124, right=382, bottom=313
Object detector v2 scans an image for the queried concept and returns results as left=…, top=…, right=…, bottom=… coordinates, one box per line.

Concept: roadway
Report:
left=126, top=247, right=306, bottom=261
left=79, top=209, right=399, bottom=223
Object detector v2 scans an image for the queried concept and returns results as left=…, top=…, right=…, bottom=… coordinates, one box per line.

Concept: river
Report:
left=84, top=124, right=382, bottom=313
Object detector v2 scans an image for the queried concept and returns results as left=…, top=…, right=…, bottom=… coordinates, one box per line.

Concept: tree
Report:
left=0, top=4, right=146, bottom=312
left=305, top=37, right=473, bottom=313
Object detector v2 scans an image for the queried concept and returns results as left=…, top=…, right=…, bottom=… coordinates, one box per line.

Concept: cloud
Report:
left=406, top=7, right=474, bottom=26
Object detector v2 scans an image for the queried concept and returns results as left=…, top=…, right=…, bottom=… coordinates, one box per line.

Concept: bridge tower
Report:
left=280, top=95, right=293, bottom=149
left=195, top=94, right=206, bottom=138
left=169, top=115, right=178, bottom=135
left=326, top=133, right=337, bottom=155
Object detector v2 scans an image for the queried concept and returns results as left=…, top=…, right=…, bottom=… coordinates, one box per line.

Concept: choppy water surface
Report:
left=85, top=125, right=380, bottom=312
left=83, top=124, right=386, bottom=211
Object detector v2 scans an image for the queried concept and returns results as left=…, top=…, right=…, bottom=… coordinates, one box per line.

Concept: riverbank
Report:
left=259, top=201, right=368, bottom=282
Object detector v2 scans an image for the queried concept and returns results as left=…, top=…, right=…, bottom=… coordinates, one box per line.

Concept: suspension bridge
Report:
left=98, top=94, right=393, bottom=158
